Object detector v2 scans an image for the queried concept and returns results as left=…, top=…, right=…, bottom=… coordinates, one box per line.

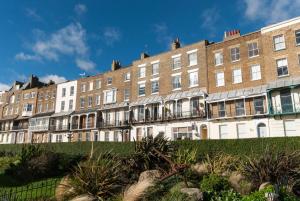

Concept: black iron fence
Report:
left=0, top=178, right=59, bottom=201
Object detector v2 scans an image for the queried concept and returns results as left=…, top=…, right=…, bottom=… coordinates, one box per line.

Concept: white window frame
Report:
left=276, top=58, right=289, bottom=77
left=104, top=89, right=116, bottom=104
left=151, top=62, right=159, bottom=75
left=232, top=68, right=242, bottom=84
left=187, top=50, right=197, bottom=66
left=151, top=80, right=159, bottom=94
left=214, top=52, right=223, bottom=66
left=248, top=42, right=259, bottom=58
left=251, top=64, right=261, bottom=81
left=138, top=83, right=146, bottom=96
left=172, top=74, right=181, bottom=90
left=124, top=72, right=131, bottom=82
left=219, top=125, right=228, bottom=139
left=172, top=55, right=181, bottom=70
left=230, top=47, right=240, bottom=62
left=188, top=71, right=199, bottom=87
left=216, top=72, right=225, bottom=87
left=273, top=35, right=286, bottom=51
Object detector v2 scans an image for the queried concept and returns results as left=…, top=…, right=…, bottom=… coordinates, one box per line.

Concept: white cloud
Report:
left=76, top=58, right=96, bottom=71
left=32, top=22, right=88, bottom=61
left=16, top=22, right=97, bottom=71
left=0, top=83, right=10, bottom=91
left=243, top=0, right=300, bottom=24
left=153, top=23, right=173, bottom=49
left=74, top=4, right=87, bottom=15
left=25, top=8, right=43, bottom=21
left=201, top=7, right=220, bottom=38
left=15, top=52, right=41, bottom=61
left=40, top=74, right=67, bottom=84
left=103, top=27, right=121, bottom=46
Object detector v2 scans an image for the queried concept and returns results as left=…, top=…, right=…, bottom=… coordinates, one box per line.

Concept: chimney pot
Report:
left=111, top=60, right=121, bottom=71
left=140, top=52, right=149, bottom=60
left=171, top=37, right=181, bottom=50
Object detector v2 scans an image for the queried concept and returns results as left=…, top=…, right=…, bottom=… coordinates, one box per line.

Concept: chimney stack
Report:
left=111, top=60, right=121, bottom=71
left=140, top=52, right=149, bottom=60
left=171, top=38, right=181, bottom=50
left=224, top=30, right=240, bottom=41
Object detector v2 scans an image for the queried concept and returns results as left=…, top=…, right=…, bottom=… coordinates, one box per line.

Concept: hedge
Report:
left=0, top=137, right=299, bottom=157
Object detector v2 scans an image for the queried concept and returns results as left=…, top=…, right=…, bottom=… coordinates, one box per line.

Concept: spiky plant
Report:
left=70, top=151, right=123, bottom=200
left=133, top=134, right=175, bottom=172
left=204, top=152, right=241, bottom=176
left=242, top=148, right=300, bottom=189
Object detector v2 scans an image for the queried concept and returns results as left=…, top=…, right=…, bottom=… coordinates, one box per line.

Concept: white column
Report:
left=86, top=114, right=89, bottom=128
left=78, top=115, right=80, bottom=129
left=94, top=112, right=97, bottom=128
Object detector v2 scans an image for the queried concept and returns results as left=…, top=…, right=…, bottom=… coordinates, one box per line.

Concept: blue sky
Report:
left=0, top=0, right=299, bottom=90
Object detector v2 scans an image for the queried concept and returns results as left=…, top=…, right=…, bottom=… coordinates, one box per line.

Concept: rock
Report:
left=191, top=163, right=209, bottom=175
left=259, top=182, right=272, bottom=191
left=138, top=170, right=161, bottom=182
left=229, top=171, right=252, bottom=195
left=55, top=176, right=74, bottom=201
left=123, top=170, right=161, bottom=201
left=169, top=182, right=195, bottom=193
left=180, top=188, right=203, bottom=201
left=70, top=194, right=96, bottom=201
left=265, top=192, right=279, bottom=201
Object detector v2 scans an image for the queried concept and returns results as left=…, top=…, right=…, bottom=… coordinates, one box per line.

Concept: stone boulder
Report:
left=123, top=170, right=161, bottom=201
left=70, top=194, right=96, bottom=201
left=180, top=188, right=203, bottom=201
left=259, top=182, right=272, bottom=191
left=191, top=163, right=209, bottom=176
left=55, top=176, right=74, bottom=201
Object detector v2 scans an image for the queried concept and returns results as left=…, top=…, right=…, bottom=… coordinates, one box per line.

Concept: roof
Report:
left=207, top=85, right=267, bottom=102
left=51, top=111, right=74, bottom=118
left=100, top=102, right=129, bottom=110
left=31, top=111, right=55, bottom=118
left=16, top=116, right=30, bottom=121
left=130, top=95, right=163, bottom=107
left=164, top=88, right=205, bottom=102
left=0, top=115, right=18, bottom=122
left=267, top=77, right=300, bottom=90
left=72, top=109, right=98, bottom=115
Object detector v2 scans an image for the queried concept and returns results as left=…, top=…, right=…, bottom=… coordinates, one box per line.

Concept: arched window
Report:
left=257, top=123, right=267, bottom=138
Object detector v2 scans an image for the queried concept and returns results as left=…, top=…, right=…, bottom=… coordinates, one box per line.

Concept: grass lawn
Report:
left=0, top=175, right=61, bottom=201
left=0, top=157, right=61, bottom=200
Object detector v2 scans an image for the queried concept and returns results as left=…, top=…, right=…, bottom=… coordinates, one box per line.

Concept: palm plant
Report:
left=133, top=134, right=175, bottom=172
left=70, top=151, right=123, bottom=200
left=242, top=148, right=300, bottom=189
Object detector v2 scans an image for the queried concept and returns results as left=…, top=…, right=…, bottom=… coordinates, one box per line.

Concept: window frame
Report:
left=216, top=72, right=225, bottom=87
left=248, top=42, right=259, bottom=58
left=232, top=68, right=242, bottom=84
left=230, top=47, right=240, bottom=62
left=276, top=58, right=289, bottom=77
left=172, top=74, right=181, bottom=90
left=273, top=34, right=286, bottom=51
left=251, top=64, right=262, bottom=81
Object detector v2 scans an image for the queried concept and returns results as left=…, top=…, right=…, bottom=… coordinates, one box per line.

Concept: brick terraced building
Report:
left=1, top=16, right=300, bottom=143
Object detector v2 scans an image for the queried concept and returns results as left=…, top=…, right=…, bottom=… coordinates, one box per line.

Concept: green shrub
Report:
left=208, top=189, right=241, bottom=201
left=241, top=185, right=274, bottom=201
left=0, top=137, right=300, bottom=159
left=5, top=145, right=83, bottom=182
left=200, top=174, right=230, bottom=192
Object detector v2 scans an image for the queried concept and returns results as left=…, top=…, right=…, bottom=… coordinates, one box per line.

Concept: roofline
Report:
left=261, top=16, right=300, bottom=33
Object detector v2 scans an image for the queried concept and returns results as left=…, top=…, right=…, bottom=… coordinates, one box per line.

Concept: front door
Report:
left=200, top=125, right=208, bottom=140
